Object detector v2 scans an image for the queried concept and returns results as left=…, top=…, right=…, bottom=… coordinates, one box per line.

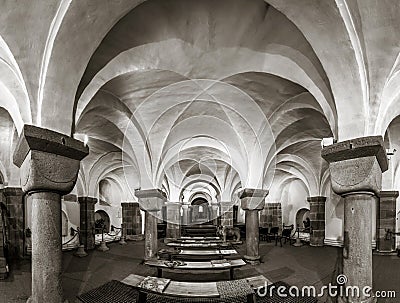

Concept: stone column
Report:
left=181, top=204, right=189, bottom=226
left=376, top=191, right=398, bottom=254
left=78, top=197, right=97, bottom=250
left=166, top=202, right=181, bottom=240
left=2, top=187, right=24, bottom=260
left=239, top=188, right=268, bottom=264
left=136, top=189, right=166, bottom=260
left=121, top=202, right=142, bottom=239
left=322, top=136, right=388, bottom=303
left=211, top=203, right=219, bottom=225
left=0, top=196, right=8, bottom=279
left=13, top=125, right=88, bottom=303
left=220, top=202, right=234, bottom=227
left=307, top=196, right=327, bottom=247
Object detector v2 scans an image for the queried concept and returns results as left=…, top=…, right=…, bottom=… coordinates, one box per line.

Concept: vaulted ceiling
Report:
left=1, top=0, right=400, bottom=201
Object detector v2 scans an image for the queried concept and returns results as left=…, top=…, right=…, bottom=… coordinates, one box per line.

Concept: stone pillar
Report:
left=121, top=202, right=142, bottom=239
left=322, top=136, right=388, bottom=303
left=0, top=196, right=8, bottom=279
left=376, top=191, right=398, bottom=254
left=239, top=188, right=268, bottom=264
left=211, top=203, right=219, bottom=225
left=166, top=202, right=181, bottom=240
left=181, top=204, right=189, bottom=226
left=2, top=187, right=24, bottom=260
left=307, top=196, right=327, bottom=247
left=78, top=197, right=97, bottom=250
left=13, top=125, right=88, bottom=303
left=136, top=189, right=166, bottom=260
left=220, top=202, right=234, bottom=227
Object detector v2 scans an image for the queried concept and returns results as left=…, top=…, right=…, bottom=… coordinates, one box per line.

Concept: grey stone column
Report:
left=376, top=191, right=398, bottom=254
left=166, top=202, right=181, bottom=240
left=0, top=195, right=8, bottom=279
left=122, top=202, right=142, bottom=239
left=13, top=125, right=88, bottom=303
left=307, top=196, right=327, bottom=247
left=3, top=187, right=24, bottom=259
left=322, top=136, right=388, bottom=303
left=260, top=203, right=282, bottom=228
left=136, top=189, right=166, bottom=260
left=220, top=202, right=234, bottom=227
left=239, top=188, right=268, bottom=264
left=78, top=197, right=97, bottom=250
left=181, top=204, right=189, bottom=226
left=211, top=203, right=219, bottom=225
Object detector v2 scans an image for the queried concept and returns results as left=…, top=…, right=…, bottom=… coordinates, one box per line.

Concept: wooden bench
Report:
left=121, top=273, right=272, bottom=302
left=145, top=258, right=246, bottom=280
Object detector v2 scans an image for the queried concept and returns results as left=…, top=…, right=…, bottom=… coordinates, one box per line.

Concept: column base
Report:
left=73, top=245, right=88, bottom=258
left=97, top=241, right=109, bottom=252
left=244, top=255, right=261, bottom=265
left=119, top=237, right=127, bottom=245
left=292, top=238, right=303, bottom=247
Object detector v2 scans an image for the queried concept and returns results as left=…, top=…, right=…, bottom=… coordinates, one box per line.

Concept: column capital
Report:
left=321, top=136, right=387, bottom=196
left=378, top=191, right=399, bottom=199
left=307, top=196, right=327, bottom=203
left=78, top=196, right=98, bottom=205
left=135, top=188, right=166, bottom=211
left=13, top=125, right=89, bottom=194
left=239, top=188, right=268, bottom=210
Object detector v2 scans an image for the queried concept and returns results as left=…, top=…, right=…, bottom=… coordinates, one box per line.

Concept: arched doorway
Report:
left=95, top=210, right=110, bottom=233
left=295, top=208, right=310, bottom=229
left=191, top=198, right=209, bottom=224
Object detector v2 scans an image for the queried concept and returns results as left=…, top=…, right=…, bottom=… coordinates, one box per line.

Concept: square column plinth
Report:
left=13, top=125, right=88, bottom=303
left=322, top=136, right=388, bottom=303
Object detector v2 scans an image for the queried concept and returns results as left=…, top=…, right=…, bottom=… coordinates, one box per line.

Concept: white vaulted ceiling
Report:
left=1, top=0, right=400, bottom=201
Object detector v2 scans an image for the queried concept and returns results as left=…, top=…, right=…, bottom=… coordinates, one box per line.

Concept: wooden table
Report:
left=145, top=258, right=246, bottom=280
left=167, top=242, right=221, bottom=249
left=172, top=248, right=238, bottom=260
left=121, top=273, right=270, bottom=298
left=122, top=273, right=219, bottom=298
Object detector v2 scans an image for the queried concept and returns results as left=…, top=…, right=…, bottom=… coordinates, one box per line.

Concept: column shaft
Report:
left=3, top=187, right=24, bottom=259
left=343, top=193, right=373, bottom=302
left=79, top=197, right=97, bottom=250
left=376, top=191, right=398, bottom=253
left=245, top=210, right=260, bottom=260
left=30, top=192, right=63, bottom=303
left=166, top=203, right=181, bottom=239
left=307, top=196, right=326, bottom=247
left=145, top=211, right=158, bottom=259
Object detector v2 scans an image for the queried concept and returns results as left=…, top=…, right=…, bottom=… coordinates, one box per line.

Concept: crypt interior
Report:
left=1, top=1, right=400, bottom=302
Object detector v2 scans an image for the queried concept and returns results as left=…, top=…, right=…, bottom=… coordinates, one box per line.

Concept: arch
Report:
left=295, top=208, right=310, bottom=229
left=94, top=210, right=110, bottom=233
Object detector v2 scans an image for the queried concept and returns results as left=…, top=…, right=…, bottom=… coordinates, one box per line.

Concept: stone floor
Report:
left=0, top=240, right=399, bottom=302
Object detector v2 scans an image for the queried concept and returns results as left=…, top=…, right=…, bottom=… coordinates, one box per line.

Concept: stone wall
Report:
left=260, top=203, right=282, bottom=229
